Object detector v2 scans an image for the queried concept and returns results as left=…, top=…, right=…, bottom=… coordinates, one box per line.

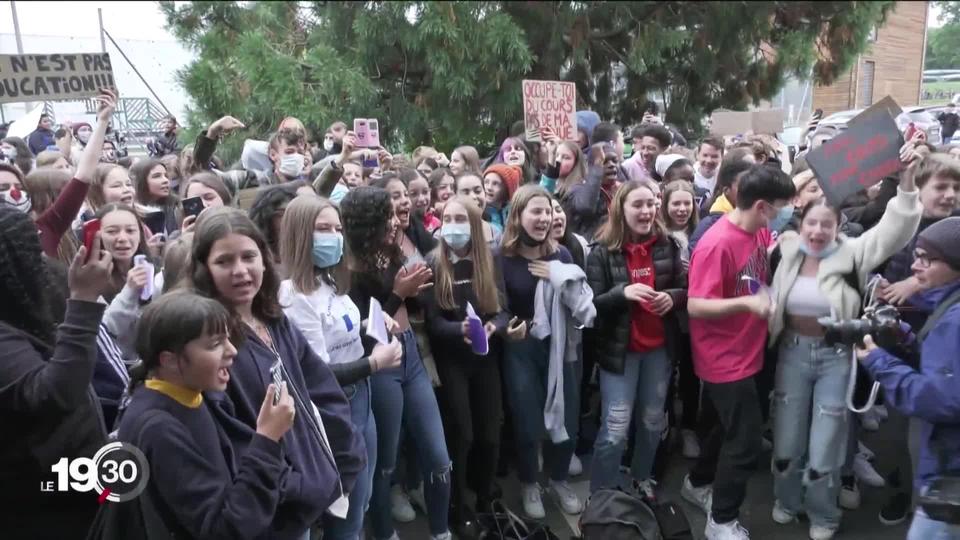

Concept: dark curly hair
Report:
left=188, top=206, right=283, bottom=322
left=340, top=186, right=399, bottom=273
left=0, top=206, right=55, bottom=345
left=247, top=183, right=301, bottom=260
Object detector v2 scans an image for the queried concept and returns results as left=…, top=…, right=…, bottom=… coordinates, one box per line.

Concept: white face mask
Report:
left=279, top=153, right=304, bottom=178
left=323, top=139, right=335, bottom=152
left=77, top=130, right=91, bottom=144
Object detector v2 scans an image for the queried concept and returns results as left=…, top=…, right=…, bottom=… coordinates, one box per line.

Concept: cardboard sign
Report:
left=237, top=187, right=260, bottom=211
left=709, top=109, right=785, bottom=136
left=522, top=80, right=577, bottom=143
left=849, top=96, right=902, bottom=128
left=804, top=108, right=903, bottom=207
left=0, top=53, right=116, bottom=104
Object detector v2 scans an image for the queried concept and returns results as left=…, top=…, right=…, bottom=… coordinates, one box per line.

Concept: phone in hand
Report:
left=270, top=360, right=284, bottom=405
left=904, top=122, right=919, bottom=142
left=82, top=218, right=101, bottom=262
left=143, top=211, right=165, bottom=236
left=353, top=118, right=380, bottom=148
left=181, top=196, right=204, bottom=219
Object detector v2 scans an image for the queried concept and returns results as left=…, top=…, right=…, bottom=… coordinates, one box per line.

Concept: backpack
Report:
left=651, top=501, right=694, bottom=540
left=579, top=488, right=662, bottom=540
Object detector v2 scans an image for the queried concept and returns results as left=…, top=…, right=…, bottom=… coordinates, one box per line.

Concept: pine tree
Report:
left=161, top=1, right=894, bottom=159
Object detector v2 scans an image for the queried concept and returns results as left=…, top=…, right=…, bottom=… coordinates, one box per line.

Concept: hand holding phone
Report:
left=82, top=219, right=101, bottom=262
left=181, top=196, right=204, bottom=219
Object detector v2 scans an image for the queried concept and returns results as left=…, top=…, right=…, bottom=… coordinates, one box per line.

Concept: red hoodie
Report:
left=623, top=236, right=665, bottom=352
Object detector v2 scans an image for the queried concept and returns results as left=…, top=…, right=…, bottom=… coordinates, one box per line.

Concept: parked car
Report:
left=778, top=125, right=806, bottom=163
left=805, top=105, right=942, bottom=148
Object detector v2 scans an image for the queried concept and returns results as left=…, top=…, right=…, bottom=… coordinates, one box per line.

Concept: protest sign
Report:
left=0, top=53, right=116, bottom=104
left=804, top=108, right=903, bottom=208
left=709, top=109, right=784, bottom=136
left=848, top=95, right=902, bottom=128
left=522, top=80, right=577, bottom=143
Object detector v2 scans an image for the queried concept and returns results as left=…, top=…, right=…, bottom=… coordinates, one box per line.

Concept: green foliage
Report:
left=162, top=1, right=894, bottom=159
left=927, top=2, right=960, bottom=71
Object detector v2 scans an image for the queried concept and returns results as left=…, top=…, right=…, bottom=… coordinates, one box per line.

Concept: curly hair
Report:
left=0, top=206, right=55, bottom=345
left=247, top=183, right=300, bottom=260
left=339, top=186, right=399, bottom=273
left=188, top=207, right=283, bottom=322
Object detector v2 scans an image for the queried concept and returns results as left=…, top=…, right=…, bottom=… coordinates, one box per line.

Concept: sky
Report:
left=0, top=1, right=177, bottom=42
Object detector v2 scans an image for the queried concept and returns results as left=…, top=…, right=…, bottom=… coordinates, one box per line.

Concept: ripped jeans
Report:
left=772, top=332, right=850, bottom=529
left=369, top=329, right=451, bottom=539
left=591, top=347, right=671, bottom=492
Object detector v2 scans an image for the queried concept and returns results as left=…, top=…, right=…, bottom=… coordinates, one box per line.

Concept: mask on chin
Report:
left=799, top=239, right=840, bottom=259
left=519, top=227, right=546, bottom=247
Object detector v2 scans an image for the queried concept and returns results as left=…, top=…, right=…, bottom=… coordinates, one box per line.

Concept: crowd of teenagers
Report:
left=2, top=88, right=960, bottom=540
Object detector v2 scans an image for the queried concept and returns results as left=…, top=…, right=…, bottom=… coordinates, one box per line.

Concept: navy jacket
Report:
left=118, top=387, right=286, bottom=539
left=206, top=316, right=366, bottom=538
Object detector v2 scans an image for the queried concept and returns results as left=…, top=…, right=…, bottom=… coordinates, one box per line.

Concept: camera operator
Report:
left=857, top=216, right=960, bottom=539
left=765, top=144, right=922, bottom=539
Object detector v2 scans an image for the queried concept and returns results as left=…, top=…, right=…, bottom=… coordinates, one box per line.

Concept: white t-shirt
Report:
left=279, top=279, right=364, bottom=365
left=694, top=163, right=718, bottom=196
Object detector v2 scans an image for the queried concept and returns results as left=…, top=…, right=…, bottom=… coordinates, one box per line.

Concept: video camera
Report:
left=818, top=304, right=904, bottom=350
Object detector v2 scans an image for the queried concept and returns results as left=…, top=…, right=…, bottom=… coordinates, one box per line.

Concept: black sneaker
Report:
left=879, top=492, right=910, bottom=526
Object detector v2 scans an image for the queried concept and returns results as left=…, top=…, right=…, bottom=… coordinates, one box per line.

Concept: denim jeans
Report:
left=591, top=347, right=671, bottom=492
left=502, top=336, right=581, bottom=484
left=908, top=508, right=960, bottom=540
left=772, top=333, right=850, bottom=529
left=322, top=379, right=377, bottom=540
left=369, top=329, right=451, bottom=539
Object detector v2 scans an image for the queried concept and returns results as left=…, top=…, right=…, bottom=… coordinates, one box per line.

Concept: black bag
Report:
left=477, top=500, right=560, bottom=540
left=579, top=488, right=662, bottom=540
left=651, top=501, right=693, bottom=540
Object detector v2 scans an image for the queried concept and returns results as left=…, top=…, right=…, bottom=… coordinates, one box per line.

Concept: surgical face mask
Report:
left=77, top=129, right=91, bottom=144
left=323, top=139, right=335, bottom=152
left=311, top=232, right=343, bottom=268
left=767, top=203, right=794, bottom=233
left=1, top=185, right=31, bottom=214
left=440, top=223, right=471, bottom=250
left=1, top=146, right=17, bottom=162
left=279, top=153, right=304, bottom=178
left=799, top=239, right=840, bottom=259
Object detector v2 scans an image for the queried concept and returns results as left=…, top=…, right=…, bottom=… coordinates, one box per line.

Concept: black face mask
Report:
left=519, top=227, right=546, bottom=247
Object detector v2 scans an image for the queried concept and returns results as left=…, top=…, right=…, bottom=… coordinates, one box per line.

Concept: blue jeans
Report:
left=591, top=347, right=671, bottom=492
left=502, top=336, right=581, bottom=484
left=772, top=333, right=850, bottom=529
left=322, top=379, right=376, bottom=540
left=909, top=508, right=960, bottom=539
left=369, top=329, right=451, bottom=539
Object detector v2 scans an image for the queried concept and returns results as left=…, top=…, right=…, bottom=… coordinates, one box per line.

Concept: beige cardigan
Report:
left=768, top=188, right=922, bottom=345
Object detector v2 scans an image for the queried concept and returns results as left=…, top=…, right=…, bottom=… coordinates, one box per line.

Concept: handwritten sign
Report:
left=522, top=80, right=576, bottom=143
left=0, top=53, right=116, bottom=104
left=804, top=109, right=903, bottom=207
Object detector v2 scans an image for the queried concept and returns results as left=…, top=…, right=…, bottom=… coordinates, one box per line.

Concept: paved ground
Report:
left=386, top=410, right=914, bottom=539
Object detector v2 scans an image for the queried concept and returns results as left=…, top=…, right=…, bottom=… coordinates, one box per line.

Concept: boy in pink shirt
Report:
left=679, top=164, right=796, bottom=540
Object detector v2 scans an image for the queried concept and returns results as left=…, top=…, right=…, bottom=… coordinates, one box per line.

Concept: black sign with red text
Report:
left=805, top=109, right=904, bottom=207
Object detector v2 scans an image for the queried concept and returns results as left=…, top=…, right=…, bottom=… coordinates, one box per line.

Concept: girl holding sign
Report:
left=421, top=195, right=507, bottom=536
left=278, top=195, right=402, bottom=540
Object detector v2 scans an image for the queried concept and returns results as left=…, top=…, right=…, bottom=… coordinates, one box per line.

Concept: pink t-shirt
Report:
left=688, top=215, right=772, bottom=384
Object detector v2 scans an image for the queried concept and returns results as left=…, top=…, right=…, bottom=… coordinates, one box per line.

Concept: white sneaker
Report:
left=858, top=440, right=875, bottom=461
left=521, top=483, right=545, bottom=519
left=861, top=409, right=880, bottom=432
left=840, top=477, right=860, bottom=510
left=874, top=404, right=889, bottom=421
left=569, top=454, right=583, bottom=476
left=853, top=453, right=885, bottom=487
left=809, top=524, right=838, bottom=540
left=548, top=479, right=583, bottom=515
left=705, top=515, right=750, bottom=540
left=682, top=429, right=701, bottom=458
left=408, top=485, right=427, bottom=514
left=772, top=500, right=798, bottom=524
left=681, top=474, right=713, bottom=514
left=430, top=533, right=453, bottom=540
left=390, top=484, right=416, bottom=523
left=634, top=478, right=657, bottom=501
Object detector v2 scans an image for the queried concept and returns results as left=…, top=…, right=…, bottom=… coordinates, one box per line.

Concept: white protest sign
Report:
left=522, top=80, right=577, bottom=143
left=0, top=53, right=116, bottom=104
left=366, top=298, right=390, bottom=346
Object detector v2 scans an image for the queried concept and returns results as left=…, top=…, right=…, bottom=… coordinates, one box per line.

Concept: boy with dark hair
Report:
left=268, top=128, right=308, bottom=184
left=591, top=122, right=625, bottom=159
left=681, top=164, right=796, bottom=540
left=696, top=137, right=725, bottom=196
left=624, top=124, right=672, bottom=182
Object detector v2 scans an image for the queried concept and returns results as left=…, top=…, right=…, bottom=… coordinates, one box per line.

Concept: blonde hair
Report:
left=36, top=150, right=66, bottom=169
left=661, top=180, right=699, bottom=235
left=433, top=196, right=501, bottom=314
left=501, top=184, right=557, bottom=257
left=24, top=168, right=78, bottom=263
left=452, top=146, right=481, bottom=175
left=162, top=232, right=194, bottom=293
left=596, top=179, right=665, bottom=250
left=87, top=164, right=126, bottom=212
left=554, top=141, right=587, bottom=199
left=914, top=153, right=960, bottom=188
left=279, top=195, right=349, bottom=295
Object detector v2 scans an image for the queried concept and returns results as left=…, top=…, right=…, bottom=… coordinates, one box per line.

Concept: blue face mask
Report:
left=440, top=223, right=471, bottom=250
left=767, top=203, right=795, bottom=233
left=312, top=232, right=343, bottom=268
left=799, top=239, right=840, bottom=259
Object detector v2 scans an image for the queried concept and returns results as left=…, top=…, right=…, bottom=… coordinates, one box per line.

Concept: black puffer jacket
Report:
left=586, top=234, right=688, bottom=375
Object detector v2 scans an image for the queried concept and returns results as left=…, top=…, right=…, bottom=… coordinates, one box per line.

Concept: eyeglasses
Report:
left=913, top=249, right=941, bottom=269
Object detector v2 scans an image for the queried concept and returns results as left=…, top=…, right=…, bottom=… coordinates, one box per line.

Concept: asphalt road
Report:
left=387, top=409, right=914, bottom=539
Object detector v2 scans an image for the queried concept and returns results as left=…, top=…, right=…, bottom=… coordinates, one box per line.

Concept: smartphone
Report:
left=270, top=360, right=284, bottom=405
left=366, top=119, right=380, bottom=148
left=82, top=218, right=101, bottom=262
left=904, top=122, right=919, bottom=142
left=143, top=211, right=165, bottom=236
left=353, top=118, right=380, bottom=148
left=181, top=196, right=204, bottom=219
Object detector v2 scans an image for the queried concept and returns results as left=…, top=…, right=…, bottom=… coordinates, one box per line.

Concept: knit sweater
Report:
left=768, top=187, right=921, bottom=345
